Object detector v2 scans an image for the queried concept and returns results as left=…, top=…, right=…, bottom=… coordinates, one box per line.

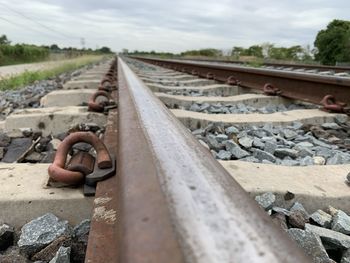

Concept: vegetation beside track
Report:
left=0, top=55, right=106, bottom=91
left=0, top=35, right=113, bottom=66
left=126, top=19, right=350, bottom=66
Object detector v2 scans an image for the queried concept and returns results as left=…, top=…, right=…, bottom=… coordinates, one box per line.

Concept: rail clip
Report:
left=263, top=83, right=281, bottom=96
left=320, top=95, right=348, bottom=114
left=48, top=132, right=113, bottom=186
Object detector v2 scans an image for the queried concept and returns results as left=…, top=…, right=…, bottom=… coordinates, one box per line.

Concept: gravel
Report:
left=0, top=214, right=90, bottom=262
left=191, top=121, right=350, bottom=166
left=0, top=66, right=90, bottom=121
left=255, top=193, right=350, bottom=262
left=175, top=101, right=319, bottom=113
left=18, top=213, right=71, bottom=256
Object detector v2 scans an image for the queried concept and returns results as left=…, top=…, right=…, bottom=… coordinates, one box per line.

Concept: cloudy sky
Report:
left=0, top=0, right=348, bottom=53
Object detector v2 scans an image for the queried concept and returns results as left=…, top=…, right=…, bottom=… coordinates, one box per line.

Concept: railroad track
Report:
left=0, top=55, right=349, bottom=262
left=176, top=57, right=350, bottom=77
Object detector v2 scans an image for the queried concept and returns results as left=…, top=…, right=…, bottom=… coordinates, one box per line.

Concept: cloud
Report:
left=0, top=0, right=348, bottom=52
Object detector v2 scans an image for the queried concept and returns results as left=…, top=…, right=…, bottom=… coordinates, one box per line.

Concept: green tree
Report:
left=98, top=46, right=112, bottom=54
left=231, top=46, right=244, bottom=57
left=0, top=34, right=11, bottom=45
left=314, top=19, right=350, bottom=65
left=244, top=45, right=263, bottom=58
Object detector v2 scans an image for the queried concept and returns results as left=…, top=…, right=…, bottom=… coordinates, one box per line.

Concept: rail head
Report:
left=117, top=57, right=311, bottom=263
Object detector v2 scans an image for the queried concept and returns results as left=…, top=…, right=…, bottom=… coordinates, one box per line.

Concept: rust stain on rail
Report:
left=85, top=93, right=119, bottom=262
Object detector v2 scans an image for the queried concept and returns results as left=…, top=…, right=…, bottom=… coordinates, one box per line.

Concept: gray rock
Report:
left=298, top=147, right=314, bottom=158
left=332, top=211, right=350, bottom=235
left=249, top=129, right=267, bottom=138
left=274, top=148, right=299, bottom=159
left=312, top=138, right=332, bottom=149
left=2, top=137, right=32, bottom=163
left=292, top=121, right=304, bottom=130
left=73, top=219, right=90, bottom=244
left=0, top=224, right=14, bottom=251
left=327, top=152, right=350, bottom=165
left=49, top=246, right=70, bottom=263
left=295, top=141, right=314, bottom=149
left=0, top=246, right=30, bottom=263
left=310, top=210, right=332, bottom=228
left=252, top=138, right=265, bottom=149
left=262, top=160, right=273, bottom=164
left=255, top=192, right=276, bottom=210
left=25, top=152, right=43, bottom=162
left=225, top=140, right=249, bottom=159
left=314, top=147, right=333, bottom=158
left=238, top=136, right=253, bottom=148
left=215, top=134, right=228, bottom=143
left=253, top=149, right=276, bottom=163
left=322, top=122, right=341, bottom=130
left=217, top=150, right=232, bottom=160
left=263, top=140, right=277, bottom=154
left=335, top=115, right=349, bottom=124
left=189, top=103, right=201, bottom=112
left=199, top=103, right=210, bottom=112
left=240, top=156, right=260, bottom=163
left=206, top=134, right=223, bottom=152
left=225, top=126, right=239, bottom=136
left=288, top=228, right=330, bottom=263
left=0, top=133, right=11, bottom=147
left=342, top=249, right=350, bottom=263
left=290, top=202, right=309, bottom=217
left=272, top=207, right=291, bottom=216
left=18, top=213, right=71, bottom=256
left=281, top=129, right=298, bottom=139
left=192, top=129, right=204, bottom=136
left=305, top=223, right=350, bottom=249
left=300, top=156, right=314, bottom=166
left=280, top=159, right=299, bottom=166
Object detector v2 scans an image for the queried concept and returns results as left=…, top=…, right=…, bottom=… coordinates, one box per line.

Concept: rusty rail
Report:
left=175, top=57, right=350, bottom=73
left=92, top=57, right=311, bottom=263
left=134, top=57, right=350, bottom=105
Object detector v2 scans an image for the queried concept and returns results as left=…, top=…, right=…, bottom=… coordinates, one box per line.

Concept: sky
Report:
left=0, top=0, right=348, bottom=53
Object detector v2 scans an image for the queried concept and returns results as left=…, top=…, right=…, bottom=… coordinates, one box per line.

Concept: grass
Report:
left=0, top=55, right=107, bottom=91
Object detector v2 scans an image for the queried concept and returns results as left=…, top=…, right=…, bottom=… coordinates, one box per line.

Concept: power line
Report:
left=0, top=16, right=66, bottom=40
left=0, top=2, right=80, bottom=40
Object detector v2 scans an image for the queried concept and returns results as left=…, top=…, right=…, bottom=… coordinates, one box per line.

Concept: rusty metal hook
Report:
left=88, top=90, right=112, bottom=112
left=206, top=72, right=215, bottom=80
left=226, top=76, right=240, bottom=86
left=263, top=83, right=281, bottom=96
left=320, top=94, right=347, bottom=113
left=48, top=132, right=112, bottom=185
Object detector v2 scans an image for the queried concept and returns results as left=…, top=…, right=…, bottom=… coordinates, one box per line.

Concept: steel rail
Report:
left=176, top=57, right=350, bottom=73
left=134, top=57, right=350, bottom=105
left=116, top=57, right=310, bottom=262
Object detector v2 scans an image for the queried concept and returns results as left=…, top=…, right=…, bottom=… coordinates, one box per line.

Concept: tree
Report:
left=314, top=19, right=350, bottom=65
left=98, top=46, right=112, bottom=54
left=50, top=44, right=60, bottom=50
left=244, top=45, right=263, bottom=58
left=231, top=46, right=244, bottom=57
left=0, top=34, right=11, bottom=45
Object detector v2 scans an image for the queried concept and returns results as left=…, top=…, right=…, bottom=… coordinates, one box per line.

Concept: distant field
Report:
left=0, top=55, right=106, bottom=91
